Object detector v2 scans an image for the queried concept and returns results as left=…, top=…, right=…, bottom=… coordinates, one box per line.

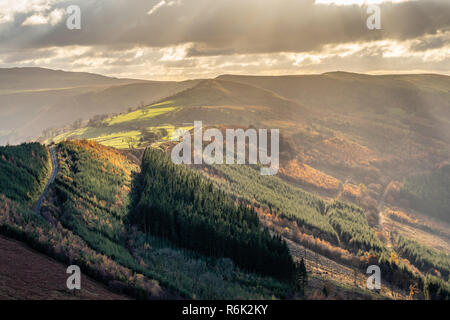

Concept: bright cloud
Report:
left=0, top=0, right=448, bottom=79
left=0, top=0, right=62, bottom=24
left=22, top=8, right=65, bottom=26
left=148, top=0, right=181, bottom=16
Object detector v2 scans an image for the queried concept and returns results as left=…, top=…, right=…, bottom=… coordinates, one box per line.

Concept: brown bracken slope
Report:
left=0, top=235, right=129, bottom=300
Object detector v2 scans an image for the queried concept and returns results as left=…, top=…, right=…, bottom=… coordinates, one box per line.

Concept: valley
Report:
left=1, top=69, right=449, bottom=300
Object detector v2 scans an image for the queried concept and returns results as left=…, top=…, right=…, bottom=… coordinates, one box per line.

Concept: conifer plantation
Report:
left=131, top=148, right=296, bottom=280
left=0, top=143, right=50, bottom=204
left=0, top=141, right=298, bottom=299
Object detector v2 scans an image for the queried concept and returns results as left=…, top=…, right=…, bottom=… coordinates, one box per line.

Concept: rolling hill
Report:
left=2, top=69, right=450, bottom=299
left=48, top=72, right=450, bottom=181
left=0, top=68, right=200, bottom=145
left=217, top=73, right=450, bottom=117
left=44, top=72, right=450, bottom=203
left=0, top=67, right=144, bottom=93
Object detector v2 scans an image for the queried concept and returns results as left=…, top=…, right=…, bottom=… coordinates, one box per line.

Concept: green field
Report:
left=106, top=105, right=177, bottom=126
left=46, top=101, right=189, bottom=149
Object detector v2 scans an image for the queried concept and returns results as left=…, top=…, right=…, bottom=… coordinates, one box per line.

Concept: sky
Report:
left=0, top=0, right=448, bottom=80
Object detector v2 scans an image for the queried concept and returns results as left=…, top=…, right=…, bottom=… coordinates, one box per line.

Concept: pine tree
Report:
left=294, top=258, right=308, bottom=296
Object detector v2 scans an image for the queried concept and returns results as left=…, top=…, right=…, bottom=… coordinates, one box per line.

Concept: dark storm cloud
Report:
left=1, top=0, right=449, bottom=55
left=187, top=46, right=237, bottom=57
left=410, top=33, right=448, bottom=51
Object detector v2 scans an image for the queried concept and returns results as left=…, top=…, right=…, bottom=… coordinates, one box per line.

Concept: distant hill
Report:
left=0, top=67, right=143, bottom=92
left=217, top=73, right=450, bottom=118
left=3, top=69, right=450, bottom=225
left=5, top=69, right=449, bottom=148
left=167, top=78, right=300, bottom=109
left=46, top=71, right=450, bottom=229
left=0, top=68, right=200, bottom=145
left=149, top=78, right=308, bottom=128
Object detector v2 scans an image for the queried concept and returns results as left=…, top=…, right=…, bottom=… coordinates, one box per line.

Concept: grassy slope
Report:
left=48, top=102, right=194, bottom=149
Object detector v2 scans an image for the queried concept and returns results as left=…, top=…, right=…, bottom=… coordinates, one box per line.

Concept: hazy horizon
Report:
left=0, top=0, right=448, bottom=80
left=1, top=65, right=449, bottom=82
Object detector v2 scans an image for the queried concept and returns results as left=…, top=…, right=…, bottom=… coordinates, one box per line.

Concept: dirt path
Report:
left=33, top=146, right=58, bottom=215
